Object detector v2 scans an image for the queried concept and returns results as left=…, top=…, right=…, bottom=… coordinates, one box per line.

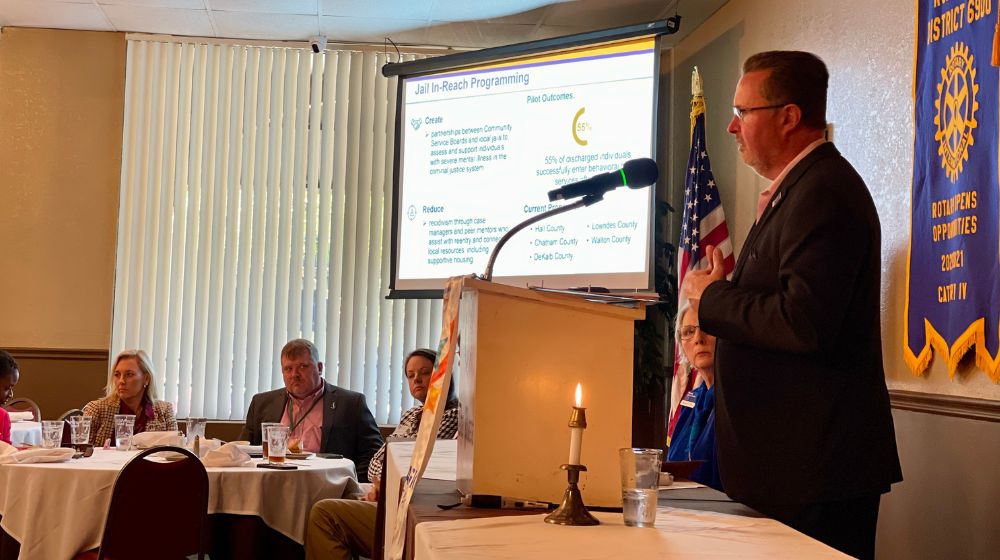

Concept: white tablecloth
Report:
left=384, top=440, right=458, bottom=553
left=9, top=422, right=41, bottom=447
left=415, top=508, right=851, bottom=559
left=0, top=448, right=357, bottom=560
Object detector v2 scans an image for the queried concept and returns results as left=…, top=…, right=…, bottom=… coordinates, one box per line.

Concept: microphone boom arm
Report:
left=481, top=194, right=603, bottom=282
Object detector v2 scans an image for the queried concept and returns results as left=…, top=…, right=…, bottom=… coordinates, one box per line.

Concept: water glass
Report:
left=265, top=425, right=290, bottom=464
left=619, top=448, right=663, bottom=527
left=68, top=416, right=93, bottom=449
left=113, top=414, right=136, bottom=450
left=260, top=422, right=281, bottom=457
left=41, top=420, right=64, bottom=449
left=186, top=417, right=207, bottom=444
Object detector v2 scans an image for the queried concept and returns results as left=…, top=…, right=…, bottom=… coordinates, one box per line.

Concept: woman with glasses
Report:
left=667, top=302, right=722, bottom=490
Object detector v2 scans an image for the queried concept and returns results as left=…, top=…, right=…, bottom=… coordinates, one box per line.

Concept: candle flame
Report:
left=575, top=383, right=582, bottom=407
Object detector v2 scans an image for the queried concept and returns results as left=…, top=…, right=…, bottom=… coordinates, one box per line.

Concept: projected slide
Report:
left=396, top=38, right=656, bottom=291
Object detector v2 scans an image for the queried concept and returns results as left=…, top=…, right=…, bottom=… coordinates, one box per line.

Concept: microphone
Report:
left=547, top=158, right=659, bottom=202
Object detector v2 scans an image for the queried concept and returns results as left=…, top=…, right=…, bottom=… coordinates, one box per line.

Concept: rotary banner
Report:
left=905, top=0, right=1000, bottom=380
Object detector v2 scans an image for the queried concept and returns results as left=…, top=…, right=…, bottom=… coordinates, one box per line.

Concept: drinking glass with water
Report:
left=68, top=416, right=92, bottom=451
left=41, top=420, right=65, bottom=449
left=113, top=414, right=136, bottom=450
left=186, top=417, right=207, bottom=445
left=619, top=448, right=663, bottom=527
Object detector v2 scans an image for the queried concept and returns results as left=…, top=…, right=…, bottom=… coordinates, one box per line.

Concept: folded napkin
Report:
left=0, top=441, right=74, bottom=464
left=8, top=411, right=34, bottom=422
left=0, top=440, right=17, bottom=460
left=202, top=441, right=252, bottom=468
left=131, top=430, right=183, bottom=448
left=188, top=437, right=223, bottom=458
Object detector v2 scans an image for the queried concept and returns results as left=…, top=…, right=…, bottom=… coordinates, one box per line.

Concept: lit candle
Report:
left=568, top=383, right=587, bottom=465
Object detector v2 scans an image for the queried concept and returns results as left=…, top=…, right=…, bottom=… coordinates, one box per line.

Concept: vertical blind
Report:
left=113, top=39, right=441, bottom=423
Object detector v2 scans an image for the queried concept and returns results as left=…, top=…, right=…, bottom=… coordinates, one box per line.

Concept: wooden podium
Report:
left=455, top=278, right=644, bottom=507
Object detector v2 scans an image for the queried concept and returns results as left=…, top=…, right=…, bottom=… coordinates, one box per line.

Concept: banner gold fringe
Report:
left=993, top=16, right=1000, bottom=66
left=903, top=320, right=1000, bottom=382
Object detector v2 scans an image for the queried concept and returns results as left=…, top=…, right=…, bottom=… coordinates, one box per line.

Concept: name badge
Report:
left=679, top=390, right=697, bottom=408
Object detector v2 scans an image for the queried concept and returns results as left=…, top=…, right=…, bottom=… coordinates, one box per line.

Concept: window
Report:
left=113, top=39, right=440, bottom=422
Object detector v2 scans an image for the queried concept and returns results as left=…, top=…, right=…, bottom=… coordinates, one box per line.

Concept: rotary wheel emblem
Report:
left=934, top=42, right=979, bottom=183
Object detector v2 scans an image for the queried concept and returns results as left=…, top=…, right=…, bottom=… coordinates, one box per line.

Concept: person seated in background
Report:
left=239, top=338, right=383, bottom=481
left=305, top=348, right=459, bottom=560
left=83, top=349, right=178, bottom=446
left=0, top=350, right=21, bottom=445
left=667, top=303, right=722, bottom=491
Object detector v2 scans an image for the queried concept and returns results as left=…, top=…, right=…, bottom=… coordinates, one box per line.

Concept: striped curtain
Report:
left=113, top=39, right=441, bottom=422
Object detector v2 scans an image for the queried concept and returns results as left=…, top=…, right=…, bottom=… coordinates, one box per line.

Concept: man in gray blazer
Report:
left=239, top=339, right=383, bottom=482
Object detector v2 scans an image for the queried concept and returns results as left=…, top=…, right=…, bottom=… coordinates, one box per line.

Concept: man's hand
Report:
left=364, top=477, right=381, bottom=502
left=683, top=245, right=725, bottom=304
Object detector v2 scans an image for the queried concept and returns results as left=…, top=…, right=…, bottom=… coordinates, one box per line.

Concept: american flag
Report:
left=678, top=104, right=734, bottom=281
left=668, top=78, right=735, bottom=442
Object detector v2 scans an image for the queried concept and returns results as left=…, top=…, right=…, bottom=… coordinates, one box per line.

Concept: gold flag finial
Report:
left=690, top=67, right=706, bottom=137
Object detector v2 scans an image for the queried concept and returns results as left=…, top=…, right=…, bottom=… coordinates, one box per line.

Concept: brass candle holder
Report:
left=545, top=406, right=599, bottom=526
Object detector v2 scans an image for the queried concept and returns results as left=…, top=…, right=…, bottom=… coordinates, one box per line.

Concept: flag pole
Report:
left=668, top=65, right=734, bottom=444
left=669, top=66, right=705, bottom=444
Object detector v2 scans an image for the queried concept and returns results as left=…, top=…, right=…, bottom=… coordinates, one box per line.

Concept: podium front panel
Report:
left=456, top=280, right=641, bottom=507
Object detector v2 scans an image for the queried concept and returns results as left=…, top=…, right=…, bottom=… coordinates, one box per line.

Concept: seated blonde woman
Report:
left=667, top=302, right=722, bottom=491
left=83, top=349, right=177, bottom=446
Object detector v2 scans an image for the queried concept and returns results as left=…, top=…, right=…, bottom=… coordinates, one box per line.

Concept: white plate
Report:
left=237, top=444, right=263, bottom=456
left=286, top=452, right=314, bottom=460
left=147, top=451, right=189, bottom=461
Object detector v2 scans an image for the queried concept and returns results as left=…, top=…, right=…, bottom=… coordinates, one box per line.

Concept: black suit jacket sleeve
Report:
left=701, top=156, right=877, bottom=355
left=318, top=385, right=383, bottom=482
left=238, top=397, right=257, bottom=443
left=698, top=143, right=901, bottom=506
left=238, top=388, right=286, bottom=445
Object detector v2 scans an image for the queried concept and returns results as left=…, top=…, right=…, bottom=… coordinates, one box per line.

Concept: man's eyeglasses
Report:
left=679, top=325, right=702, bottom=340
left=732, top=104, right=786, bottom=120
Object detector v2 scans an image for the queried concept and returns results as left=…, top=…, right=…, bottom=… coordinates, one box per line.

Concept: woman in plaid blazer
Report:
left=83, top=349, right=177, bottom=446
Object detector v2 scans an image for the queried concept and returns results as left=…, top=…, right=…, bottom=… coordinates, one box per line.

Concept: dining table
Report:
left=0, top=448, right=358, bottom=560
left=384, top=440, right=851, bottom=560
left=8, top=422, right=41, bottom=448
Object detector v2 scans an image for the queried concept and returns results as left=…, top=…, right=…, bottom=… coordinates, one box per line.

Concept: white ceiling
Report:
left=0, top=0, right=727, bottom=49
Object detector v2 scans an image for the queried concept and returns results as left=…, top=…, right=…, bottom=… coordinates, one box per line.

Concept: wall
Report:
left=0, top=27, right=123, bottom=350
left=670, top=0, right=1000, bottom=557
left=671, top=0, right=1000, bottom=400
left=0, top=28, right=126, bottom=413
left=880, top=407, right=1000, bottom=559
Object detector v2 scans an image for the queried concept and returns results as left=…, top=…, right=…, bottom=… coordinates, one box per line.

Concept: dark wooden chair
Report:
left=57, top=410, right=84, bottom=447
left=77, top=446, right=209, bottom=560
left=57, top=408, right=84, bottom=421
left=377, top=424, right=396, bottom=440
left=3, top=397, right=41, bottom=422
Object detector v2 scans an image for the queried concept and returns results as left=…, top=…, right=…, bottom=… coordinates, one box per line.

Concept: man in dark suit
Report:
left=684, top=51, right=902, bottom=560
left=239, top=339, right=383, bottom=481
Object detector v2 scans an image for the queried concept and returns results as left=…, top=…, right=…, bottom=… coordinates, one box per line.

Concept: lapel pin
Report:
left=771, top=192, right=782, bottom=207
